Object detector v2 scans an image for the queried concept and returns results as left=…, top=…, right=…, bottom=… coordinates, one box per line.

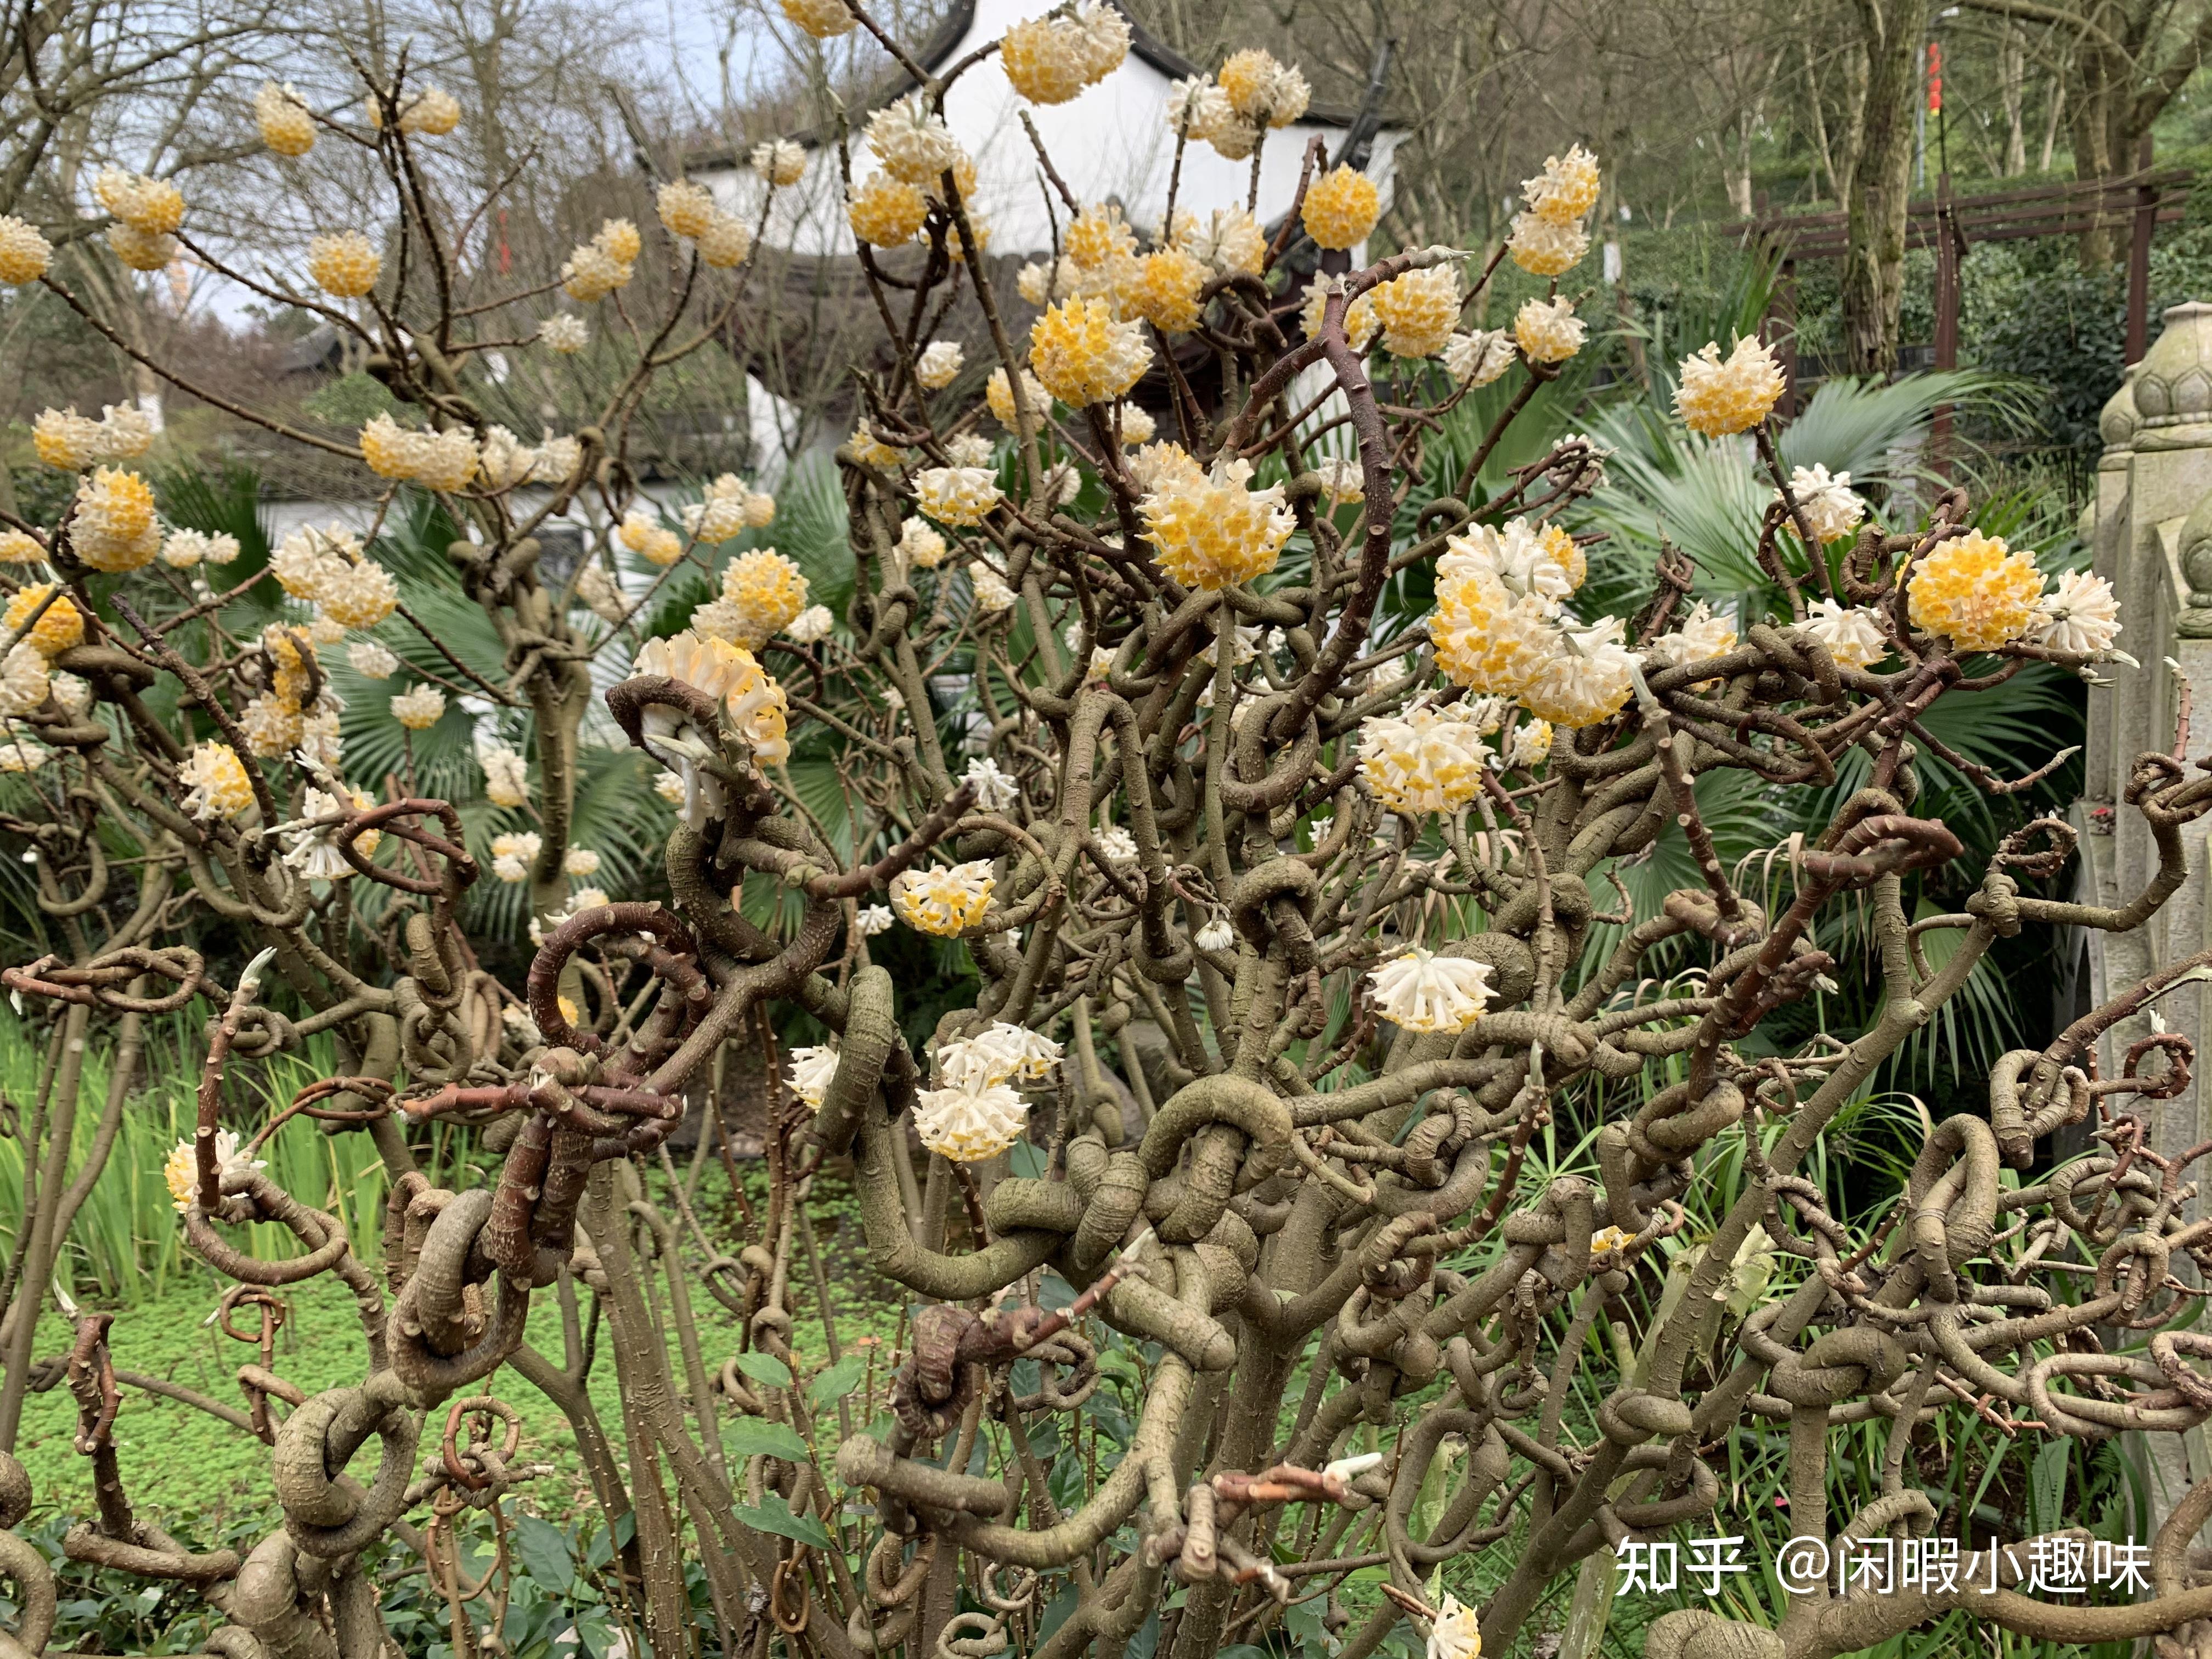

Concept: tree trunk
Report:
left=2001, top=20, right=2026, bottom=175
left=1842, top=0, right=1928, bottom=374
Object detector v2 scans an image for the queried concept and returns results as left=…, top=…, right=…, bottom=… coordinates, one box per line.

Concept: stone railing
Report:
left=2082, top=300, right=2212, bottom=1515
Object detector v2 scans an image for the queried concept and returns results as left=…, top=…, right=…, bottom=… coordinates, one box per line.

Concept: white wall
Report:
left=705, top=0, right=1399, bottom=259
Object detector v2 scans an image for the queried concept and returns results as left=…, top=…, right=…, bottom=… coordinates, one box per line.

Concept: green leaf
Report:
left=726, top=1418, right=812, bottom=1463
left=509, top=1515, right=576, bottom=1593
left=733, top=1352, right=793, bottom=1386
left=737, top=1492, right=834, bottom=1549
left=808, top=1353, right=866, bottom=1407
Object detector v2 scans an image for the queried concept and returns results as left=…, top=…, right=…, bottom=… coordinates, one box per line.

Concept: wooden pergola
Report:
left=1745, top=157, right=2194, bottom=417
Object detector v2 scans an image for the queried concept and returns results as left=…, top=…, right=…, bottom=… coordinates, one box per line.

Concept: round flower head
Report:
left=1358, top=702, right=1492, bottom=815
left=413, top=428, right=479, bottom=494
left=944, top=435, right=995, bottom=469
left=108, top=223, right=177, bottom=271
left=1506, top=717, right=1554, bottom=770
left=1139, top=456, right=1294, bottom=590
left=1426, top=574, right=1556, bottom=697
left=656, top=180, right=716, bottom=241
left=751, top=139, right=808, bottom=186
left=1218, top=48, right=1309, bottom=126
left=390, top=684, right=446, bottom=730
left=307, top=232, right=380, bottom=298
left=162, top=1127, right=263, bottom=1212
left=481, top=744, right=529, bottom=806
left=1076, top=3, right=1130, bottom=77
left=962, top=755, right=1018, bottom=811
left=1675, top=336, right=1786, bottom=437
left=1370, top=266, right=1463, bottom=359
left=90, top=404, right=154, bottom=461
left=561, top=241, right=631, bottom=303
left=916, top=466, right=1003, bottom=528
left=720, top=548, right=810, bottom=649
left=1784, top=464, right=1864, bottom=544
left=0, top=216, right=50, bottom=285
left=1522, top=146, right=1601, bottom=223
left=1641, top=600, right=1739, bottom=674
left=1167, top=74, right=1233, bottom=142
left=682, top=474, right=752, bottom=545
left=1506, top=212, right=1589, bottom=278
left=1300, top=278, right=1378, bottom=353
left=180, top=742, right=254, bottom=821
left=1017, top=258, right=1070, bottom=307
left=1126, top=440, right=1204, bottom=494
left=1446, top=329, right=1517, bottom=388
left=847, top=172, right=928, bottom=247
left=0, top=641, right=49, bottom=717
left=915, top=1079, right=1029, bottom=1161
left=2034, top=568, right=2122, bottom=655
left=345, top=641, right=398, bottom=681
left=1800, top=598, right=1888, bottom=671
left=1119, top=405, right=1156, bottom=445
left=1370, top=948, right=1493, bottom=1034
left=562, top=846, right=601, bottom=878
left=1302, top=165, right=1380, bottom=251
left=987, top=366, right=1049, bottom=431
left=491, top=830, right=541, bottom=883
left=1030, top=297, right=1152, bottom=405
left=891, top=860, right=996, bottom=935
left=1427, top=1593, right=1484, bottom=1659
left=1908, top=531, right=2044, bottom=652
left=785, top=604, right=834, bottom=645
left=969, top=561, right=1017, bottom=614
left=0, top=529, right=46, bottom=565
left=540, top=314, right=589, bottom=354
left=1514, top=296, right=1585, bottom=364
left=391, top=86, right=462, bottom=135
left=867, top=96, right=962, bottom=184
left=899, top=518, right=949, bottom=569
left=1118, top=248, right=1208, bottom=335
left=256, top=82, right=316, bottom=156
left=1520, top=616, right=1637, bottom=729
left=1314, top=454, right=1364, bottom=507
left=33, top=408, right=101, bottom=471
left=1001, top=14, right=1098, bottom=105
left=1178, top=206, right=1266, bottom=276
left=94, top=167, right=184, bottom=235
left=359, top=413, right=426, bottom=481
left=318, top=558, right=398, bottom=629
left=1065, top=204, right=1136, bottom=270
left=915, top=340, right=964, bottom=390
left=5, top=584, right=82, bottom=656
left=782, top=0, right=856, bottom=36
left=70, top=466, right=161, bottom=572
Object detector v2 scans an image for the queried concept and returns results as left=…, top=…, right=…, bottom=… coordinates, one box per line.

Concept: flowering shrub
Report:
left=0, top=27, right=2191, bottom=1659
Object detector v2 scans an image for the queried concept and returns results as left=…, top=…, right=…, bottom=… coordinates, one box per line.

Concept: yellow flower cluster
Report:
left=1175, top=207, right=1265, bottom=277
left=916, top=340, right=964, bottom=390
left=1506, top=214, right=1589, bottom=278
left=1508, top=144, right=1601, bottom=278
left=1138, top=458, right=1294, bottom=590
left=0, top=531, right=44, bottom=565
left=1302, top=165, right=1380, bottom=252
left=891, top=860, right=996, bottom=934
left=377, top=86, right=462, bottom=135
left=617, top=508, right=683, bottom=566
left=0, top=216, right=50, bottom=284
left=1066, top=204, right=1136, bottom=270
left=256, top=83, right=317, bottom=156
left=1514, top=296, right=1584, bottom=364
left=307, top=232, right=381, bottom=298
left=1674, top=336, right=1785, bottom=437
left=360, top=415, right=479, bottom=492
left=867, top=97, right=962, bottom=184
left=915, top=1080, right=1029, bottom=1162
left=847, top=172, right=929, bottom=248
left=561, top=221, right=637, bottom=302
left=781, top=0, right=856, bottom=38
left=1520, top=618, right=1637, bottom=727
left=1118, top=248, right=1208, bottom=334
left=391, top=684, right=446, bottom=729
left=657, top=180, right=716, bottom=239
left=719, top=549, right=810, bottom=648
left=915, top=466, right=1003, bottom=527
left=97, top=167, right=183, bottom=270
left=1370, top=948, right=1494, bottom=1032
left=1906, top=531, right=2044, bottom=652
left=1357, top=702, right=1491, bottom=815
left=1001, top=4, right=1126, bottom=105
left=751, top=140, right=808, bottom=187
left=34, top=404, right=153, bottom=470
left=71, top=467, right=161, bottom=572
left=4, top=584, right=83, bottom=656
left=1030, top=297, right=1150, bottom=405
left=1369, top=266, right=1462, bottom=359
left=180, top=743, right=255, bottom=821
left=987, top=367, right=1049, bottom=431
left=1218, top=48, right=1309, bottom=127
